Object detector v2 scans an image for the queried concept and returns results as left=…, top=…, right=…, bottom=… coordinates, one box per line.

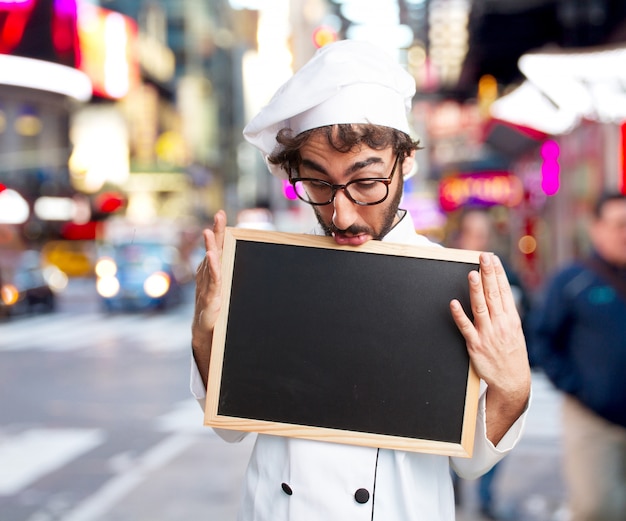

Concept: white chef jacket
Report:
left=191, top=210, right=529, bottom=521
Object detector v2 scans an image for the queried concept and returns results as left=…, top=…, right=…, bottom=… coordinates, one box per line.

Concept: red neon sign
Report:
left=0, top=0, right=36, bottom=55
left=439, top=171, right=524, bottom=212
left=0, top=0, right=79, bottom=67
left=621, top=123, right=626, bottom=194
left=77, top=2, right=139, bottom=99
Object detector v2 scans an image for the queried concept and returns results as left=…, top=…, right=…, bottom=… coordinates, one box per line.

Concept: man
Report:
left=530, top=192, right=626, bottom=521
left=191, top=40, right=531, bottom=520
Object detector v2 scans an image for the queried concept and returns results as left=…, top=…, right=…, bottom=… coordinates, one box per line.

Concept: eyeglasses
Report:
left=289, top=154, right=400, bottom=206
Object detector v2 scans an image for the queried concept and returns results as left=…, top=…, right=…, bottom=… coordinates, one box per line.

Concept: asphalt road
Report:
left=0, top=278, right=568, bottom=521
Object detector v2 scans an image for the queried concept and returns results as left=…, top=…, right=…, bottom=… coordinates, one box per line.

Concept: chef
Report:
left=191, top=39, right=531, bottom=520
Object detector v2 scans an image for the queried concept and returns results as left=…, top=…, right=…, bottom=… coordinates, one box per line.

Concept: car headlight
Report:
left=1, top=284, right=19, bottom=306
left=95, top=257, right=117, bottom=278
left=144, top=271, right=170, bottom=298
left=43, top=266, right=68, bottom=293
left=96, top=276, right=120, bottom=298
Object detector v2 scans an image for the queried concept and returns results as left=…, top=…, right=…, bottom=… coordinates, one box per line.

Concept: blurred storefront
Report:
left=5, top=0, right=625, bottom=289
left=99, top=0, right=253, bottom=226
left=407, top=92, right=527, bottom=260
left=490, top=45, right=626, bottom=290
left=0, top=0, right=91, bottom=249
left=69, top=2, right=184, bottom=233
left=413, top=43, right=626, bottom=293
left=0, top=0, right=232, bottom=274
left=504, top=120, right=621, bottom=291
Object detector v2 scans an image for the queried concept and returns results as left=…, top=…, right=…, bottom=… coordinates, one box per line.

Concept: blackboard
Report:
left=204, top=228, right=481, bottom=457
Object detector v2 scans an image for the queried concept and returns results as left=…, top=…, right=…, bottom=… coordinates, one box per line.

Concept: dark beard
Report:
left=313, top=179, right=404, bottom=241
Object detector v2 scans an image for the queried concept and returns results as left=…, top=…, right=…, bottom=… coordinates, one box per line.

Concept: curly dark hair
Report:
left=266, top=124, right=421, bottom=178
left=593, top=191, right=626, bottom=219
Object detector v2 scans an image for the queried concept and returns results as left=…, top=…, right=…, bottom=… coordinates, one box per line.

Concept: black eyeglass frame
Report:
left=288, top=153, right=401, bottom=207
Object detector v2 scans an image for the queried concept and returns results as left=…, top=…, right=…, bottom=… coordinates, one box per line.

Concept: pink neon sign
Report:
left=540, top=140, right=560, bottom=196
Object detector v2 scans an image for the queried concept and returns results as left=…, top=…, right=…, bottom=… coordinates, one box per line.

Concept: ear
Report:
left=588, top=218, right=602, bottom=249
left=401, top=150, right=417, bottom=177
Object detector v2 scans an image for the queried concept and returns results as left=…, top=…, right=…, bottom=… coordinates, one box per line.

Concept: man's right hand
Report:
left=192, top=209, right=227, bottom=386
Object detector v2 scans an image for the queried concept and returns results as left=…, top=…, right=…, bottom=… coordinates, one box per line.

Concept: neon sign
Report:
left=0, top=0, right=36, bottom=55
left=0, top=0, right=79, bottom=67
left=439, top=171, right=524, bottom=212
left=621, top=123, right=626, bottom=194
left=76, top=2, right=139, bottom=99
left=540, top=140, right=560, bottom=196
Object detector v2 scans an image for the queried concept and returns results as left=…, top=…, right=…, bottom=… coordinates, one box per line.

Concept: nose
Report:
left=332, top=188, right=359, bottom=231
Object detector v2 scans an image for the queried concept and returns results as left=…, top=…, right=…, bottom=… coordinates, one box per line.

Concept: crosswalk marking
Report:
left=0, top=428, right=104, bottom=495
left=60, top=433, right=197, bottom=521
left=0, top=310, right=191, bottom=353
left=0, top=403, right=228, bottom=501
left=154, top=399, right=208, bottom=434
left=0, top=309, right=566, bottom=519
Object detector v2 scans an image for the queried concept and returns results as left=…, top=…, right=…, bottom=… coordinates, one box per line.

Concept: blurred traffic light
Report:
left=312, top=26, right=338, bottom=48
left=478, top=74, right=498, bottom=116
left=93, top=191, right=126, bottom=217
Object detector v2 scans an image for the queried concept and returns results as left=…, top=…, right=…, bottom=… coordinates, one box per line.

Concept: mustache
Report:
left=312, top=206, right=376, bottom=238
left=325, top=222, right=371, bottom=236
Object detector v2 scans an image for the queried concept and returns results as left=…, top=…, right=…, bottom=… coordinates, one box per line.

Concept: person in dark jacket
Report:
left=529, top=191, right=626, bottom=521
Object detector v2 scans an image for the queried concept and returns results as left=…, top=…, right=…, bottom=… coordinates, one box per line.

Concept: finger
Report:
left=213, top=210, right=227, bottom=255
left=196, top=229, right=213, bottom=279
left=197, top=229, right=220, bottom=290
left=468, top=268, right=491, bottom=329
left=206, top=249, right=221, bottom=290
left=196, top=209, right=227, bottom=290
left=479, top=252, right=504, bottom=318
left=194, top=247, right=223, bottom=328
left=202, top=227, right=211, bottom=252
left=450, top=299, right=480, bottom=346
left=492, top=255, right=517, bottom=313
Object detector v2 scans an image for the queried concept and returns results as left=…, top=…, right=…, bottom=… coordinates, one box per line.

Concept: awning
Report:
left=490, top=44, right=626, bottom=136
left=0, top=54, right=92, bottom=102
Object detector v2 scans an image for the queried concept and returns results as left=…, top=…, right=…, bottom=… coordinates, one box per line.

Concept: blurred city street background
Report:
left=1, top=279, right=567, bottom=521
left=2, top=0, right=626, bottom=519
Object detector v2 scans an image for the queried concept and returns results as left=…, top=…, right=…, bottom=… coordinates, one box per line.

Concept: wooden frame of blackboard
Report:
left=204, top=227, right=481, bottom=457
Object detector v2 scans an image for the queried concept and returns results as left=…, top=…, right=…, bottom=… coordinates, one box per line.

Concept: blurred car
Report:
left=0, top=250, right=64, bottom=317
left=95, top=242, right=184, bottom=312
left=41, top=240, right=95, bottom=278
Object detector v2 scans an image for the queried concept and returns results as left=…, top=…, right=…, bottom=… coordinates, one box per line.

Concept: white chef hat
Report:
left=243, top=39, right=417, bottom=179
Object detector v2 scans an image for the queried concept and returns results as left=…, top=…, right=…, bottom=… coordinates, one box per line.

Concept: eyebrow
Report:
left=300, top=157, right=385, bottom=178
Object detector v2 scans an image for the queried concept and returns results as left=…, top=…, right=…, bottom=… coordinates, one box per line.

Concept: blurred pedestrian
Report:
left=451, top=208, right=529, bottom=319
left=191, top=40, right=531, bottom=521
left=450, top=208, right=530, bottom=520
left=529, top=191, right=626, bottom=521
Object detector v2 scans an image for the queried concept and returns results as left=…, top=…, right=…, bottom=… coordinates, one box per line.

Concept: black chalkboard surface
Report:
left=204, top=228, right=481, bottom=457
